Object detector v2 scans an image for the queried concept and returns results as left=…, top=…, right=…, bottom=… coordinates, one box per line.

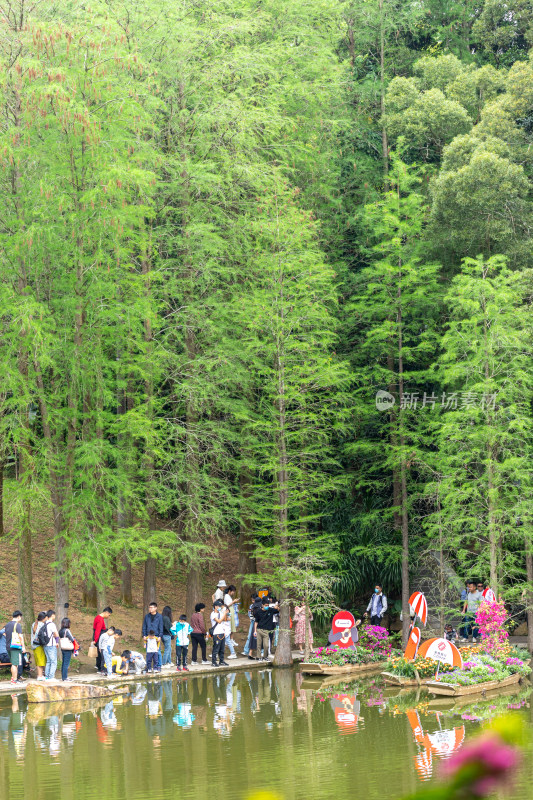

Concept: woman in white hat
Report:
left=212, top=580, right=227, bottom=604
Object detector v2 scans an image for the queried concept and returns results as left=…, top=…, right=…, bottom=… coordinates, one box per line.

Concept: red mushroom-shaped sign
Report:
left=417, top=637, right=463, bottom=669
left=328, top=611, right=359, bottom=649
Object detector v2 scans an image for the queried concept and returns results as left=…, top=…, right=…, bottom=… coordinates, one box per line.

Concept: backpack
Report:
left=36, top=622, right=50, bottom=648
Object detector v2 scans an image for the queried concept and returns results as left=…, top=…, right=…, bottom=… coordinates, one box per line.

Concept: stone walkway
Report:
left=0, top=652, right=305, bottom=696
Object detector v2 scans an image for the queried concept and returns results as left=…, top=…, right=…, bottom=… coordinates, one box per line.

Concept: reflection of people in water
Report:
left=190, top=676, right=208, bottom=729
left=100, top=701, right=119, bottom=730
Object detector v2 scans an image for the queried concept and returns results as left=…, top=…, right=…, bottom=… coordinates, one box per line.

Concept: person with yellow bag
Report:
left=4, top=611, right=26, bottom=685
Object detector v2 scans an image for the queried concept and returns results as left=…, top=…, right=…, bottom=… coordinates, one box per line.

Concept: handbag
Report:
left=10, top=629, right=23, bottom=650
left=61, top=637, right=75, bottom=651
left=88, top=643, right=98, bottom=658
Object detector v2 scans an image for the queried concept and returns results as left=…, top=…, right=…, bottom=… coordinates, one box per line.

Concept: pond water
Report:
left=1, top=670, right=532, bottom=800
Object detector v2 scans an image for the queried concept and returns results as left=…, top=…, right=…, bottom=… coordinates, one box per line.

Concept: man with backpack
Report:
left=4, top=611, right=26, bottom=685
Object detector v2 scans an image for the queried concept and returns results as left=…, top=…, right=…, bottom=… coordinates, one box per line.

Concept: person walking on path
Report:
left=190, top=603, right=209, bottom=664
left=161, top=606, right=173, bottom=668
left=142, top=602, right=164, bottom=669
left=43, top=610, right=61, bottom=680
left=293, top=603, right=313, bottom=654
left=223, top=585, right=239, bottom=659
left=31, top=611, right=48, bottom=680
left=460, top=582, right=482, bottom=642
left=92, top=607, right=112, bottom=673
left=254, top=597, right=278, bottom=661
left=366, top=584, right=388, bottom=626
left=172, top=614, right=193, bottom=671
left=211, top=600, right=229, bottom=667
left=58, top=618, right=77, bottom=681
left=4, top=611, right=26, bottom=685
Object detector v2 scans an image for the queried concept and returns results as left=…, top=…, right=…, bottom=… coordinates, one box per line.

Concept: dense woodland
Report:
left=1, top=0, right=532, bottom=659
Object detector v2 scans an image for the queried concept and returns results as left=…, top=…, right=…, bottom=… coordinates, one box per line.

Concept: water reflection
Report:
left=406, top=709, right=465, bottom=780
left=0, top=670, right=530, bottom=800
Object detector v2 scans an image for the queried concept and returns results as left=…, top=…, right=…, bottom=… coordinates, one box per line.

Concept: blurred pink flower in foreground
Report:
left=442, top=732, right=520, bottom=797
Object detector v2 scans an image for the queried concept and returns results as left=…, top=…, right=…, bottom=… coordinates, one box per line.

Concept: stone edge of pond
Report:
left=0, top=654, right=304, bottom=697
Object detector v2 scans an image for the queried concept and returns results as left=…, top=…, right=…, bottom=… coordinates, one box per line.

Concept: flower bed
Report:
left=308, top=646, right=384, bottom=666
left=441, top=651, right=530, bottom=687
left=386, top=655, right=455, bottom=679
left=308, top=625, right=391, bottom=666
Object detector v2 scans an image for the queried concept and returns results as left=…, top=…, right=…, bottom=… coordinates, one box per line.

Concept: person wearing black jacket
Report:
left=254, top=598, right=278, bottom=661
left=161, top=606, right=173, bottom=668
left=142, top=603, right=164, bottom=670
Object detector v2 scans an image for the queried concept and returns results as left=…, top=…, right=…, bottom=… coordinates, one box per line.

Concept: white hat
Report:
left=217, top=580, right=227, bottom=588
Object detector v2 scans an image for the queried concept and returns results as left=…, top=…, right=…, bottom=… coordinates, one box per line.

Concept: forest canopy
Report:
left=0, top=0, right=532, bottom=652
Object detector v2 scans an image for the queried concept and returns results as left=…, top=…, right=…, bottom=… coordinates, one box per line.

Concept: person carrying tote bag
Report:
left=58, top=618, right=77, bottom=682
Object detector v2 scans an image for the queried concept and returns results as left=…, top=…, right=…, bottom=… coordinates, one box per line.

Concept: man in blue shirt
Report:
left=142, top=603, right=164, bottom=669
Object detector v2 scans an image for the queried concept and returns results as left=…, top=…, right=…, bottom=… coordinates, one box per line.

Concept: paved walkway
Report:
left=0, top=653, right=304, bottom=696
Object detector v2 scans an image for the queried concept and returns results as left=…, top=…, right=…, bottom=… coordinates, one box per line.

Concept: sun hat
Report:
left=217, top=580, right=227, bottom=588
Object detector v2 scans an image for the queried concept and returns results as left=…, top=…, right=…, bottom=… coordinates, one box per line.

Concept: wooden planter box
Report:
left=426, top=672, right=521, bottom=697
left=300, top=661, right=384, bottom=677
left=381, top=671, right=430, bottom=687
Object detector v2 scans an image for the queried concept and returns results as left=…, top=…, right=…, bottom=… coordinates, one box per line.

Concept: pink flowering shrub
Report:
left=442, top=732, right=520, bottom=797
left=475, top=599, right=509, bottom=655
left=358, top=624, right=392, bottom=658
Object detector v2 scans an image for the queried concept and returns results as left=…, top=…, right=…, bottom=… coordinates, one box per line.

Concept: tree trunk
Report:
left=143, top=557, right=157, bottom=614
left=379, top=0, right=389, bottom=180
left=237, top=467, right=257, bottom=612
left=186, top=565, right=202, bottom=620
left=82, top=581, right=97, bottom=610
left=120, top=553, right=133, bottom=606
left=273, top=312, right=292, bottom=667
left=17, top=489, right=33, bottom=635
left=54, top=514, right=69, bottom=613
left=96, top=586, right=107, bottom=611
left=397, top=261, right=410, bottom=647
left=525, top=541, right=533, bottom=656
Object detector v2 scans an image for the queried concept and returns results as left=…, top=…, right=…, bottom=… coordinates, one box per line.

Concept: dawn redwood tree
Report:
left=348, top=150, right=441, bottom=644
left=234, top=177, right=351, bottom=665
left=435, top=255, right=533, bottom=596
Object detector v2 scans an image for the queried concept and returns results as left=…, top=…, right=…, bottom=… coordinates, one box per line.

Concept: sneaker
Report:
left=202, top=660, right=210, bottom=665
left=460, top=638, right=468, bottom=643
left=230, top=639, right=238, bottom=647
left=183, top=666, right=189, bottom=671
left=176, top=666, right=182, bottom=671
left=190, top=661, right=198, bottom=666
left=212, top=662, right=220, bottom=667
left=472, top=638, right=477, bottom=643
left=220, top=661, right=229, bottom=667
left=248, top=656, right=255, bottom=661
left=10, top=679, right=17, bottom=685
left=37, top=676, right=46, bottom=681
left=227, top=653, right=237, bottom=659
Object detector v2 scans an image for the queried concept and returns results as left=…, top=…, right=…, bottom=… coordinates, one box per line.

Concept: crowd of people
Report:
left=1, top=579, right=315, bottom=685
